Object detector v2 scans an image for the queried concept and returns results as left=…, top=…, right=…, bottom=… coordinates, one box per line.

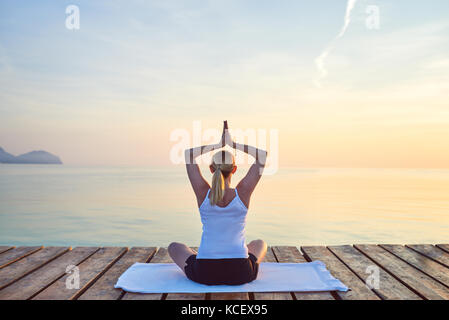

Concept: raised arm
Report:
left=185, top=137, right=224, bottom=207
left=223, top=128, right=267, bottom=208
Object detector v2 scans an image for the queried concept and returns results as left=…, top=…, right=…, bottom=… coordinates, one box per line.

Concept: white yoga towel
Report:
left=114, top=261, right=349, bottom=293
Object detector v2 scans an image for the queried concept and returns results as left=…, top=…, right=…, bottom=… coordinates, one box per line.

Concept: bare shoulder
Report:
left=185, top=163, right=210, bottom=207
left=236, top=162, right=265, bottom=208
left=196, top=185, right=210, bottom=207
left=236, top=185, right=251, bottom=208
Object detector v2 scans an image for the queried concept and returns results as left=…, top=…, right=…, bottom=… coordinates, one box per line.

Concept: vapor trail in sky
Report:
left=315, top=0, right=358, bottom=87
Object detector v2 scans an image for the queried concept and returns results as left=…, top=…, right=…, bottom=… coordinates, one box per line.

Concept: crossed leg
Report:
left=168, top=239, right=268, bottom=273
left=168, top=242, right=196, bottom=272
left=247, top=239, right=268, bottom=263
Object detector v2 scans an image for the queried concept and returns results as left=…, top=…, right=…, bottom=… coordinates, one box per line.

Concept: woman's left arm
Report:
left=185, top=142, right=222, bottom=206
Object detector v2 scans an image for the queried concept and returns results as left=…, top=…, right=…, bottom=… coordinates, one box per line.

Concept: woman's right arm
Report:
left=230, top=138, right=268, bottom=208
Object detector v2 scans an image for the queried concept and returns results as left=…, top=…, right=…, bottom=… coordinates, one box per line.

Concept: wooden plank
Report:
left=0, top=246, right=43, bottom=269
left=355, top=244, right=449, bottom=300
left=252, top=247, right=292, bottom=300
left=272, top=246, right=334, bottom=300
left=0, top=246, right=70, bottom=290
left=0, top=246, right=14, bottom=255
left=301, top=246, right=379, bottom=300
left=380, top=245, right=449, bottom=288
left=165, top=247, right=206, bottom=300
left=436, top=244, right=449, bottom=254
left=0, top=243, right=445, bottom=300
left=0, top=247, right=98, bottom=300
left=328, top=245, right=421, bottom=300
left=32, top=247, right=127, bottom=300
left=210, top=292, right=249, bottom=300
left=77, top=247, right=157, bottom=300
left=121, top=247, right=172, bottom=300
left=407, top=245, right=449, bottom=269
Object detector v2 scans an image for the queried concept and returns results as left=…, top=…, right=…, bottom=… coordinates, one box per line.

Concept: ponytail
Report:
left=210, top=166, right=225, bottom=205
left=210, top=150, right=235, bottom=206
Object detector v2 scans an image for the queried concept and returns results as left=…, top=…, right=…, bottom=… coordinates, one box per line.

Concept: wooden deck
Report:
left=0, top=244, right=448, bottom=300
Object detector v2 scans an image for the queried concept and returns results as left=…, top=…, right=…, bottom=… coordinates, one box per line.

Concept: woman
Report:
left=168, top=121, right=268, bottom=285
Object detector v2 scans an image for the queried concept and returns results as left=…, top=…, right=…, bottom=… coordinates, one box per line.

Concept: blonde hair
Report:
left=210, top=150, right=235, bottom=206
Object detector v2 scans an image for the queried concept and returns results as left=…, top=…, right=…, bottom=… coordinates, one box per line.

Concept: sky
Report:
left=1, top=0, right=449, bottom=167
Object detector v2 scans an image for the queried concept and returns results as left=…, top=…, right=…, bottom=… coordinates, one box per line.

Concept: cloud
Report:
left=314, top=0, right=358, bottom=87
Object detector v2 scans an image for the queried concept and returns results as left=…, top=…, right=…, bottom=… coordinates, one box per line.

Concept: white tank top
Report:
left=196, top=188, right=249, bottom=259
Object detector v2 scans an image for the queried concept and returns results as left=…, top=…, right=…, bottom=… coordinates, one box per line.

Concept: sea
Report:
left=1, top=165, right=448, bottom=246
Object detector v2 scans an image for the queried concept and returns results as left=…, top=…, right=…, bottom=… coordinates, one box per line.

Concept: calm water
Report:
left=0, top=165, right=448, bottom=246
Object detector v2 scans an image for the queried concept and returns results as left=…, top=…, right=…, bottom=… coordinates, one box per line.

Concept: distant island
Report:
left=0, top=147, right=63, bottom=164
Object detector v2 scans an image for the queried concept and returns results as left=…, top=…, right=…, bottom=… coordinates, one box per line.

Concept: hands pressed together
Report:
left=217, top=120, right=234, bottom=149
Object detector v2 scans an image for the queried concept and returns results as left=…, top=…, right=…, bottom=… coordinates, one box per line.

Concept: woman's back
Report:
left=197, top=188, right=249, bottom=259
